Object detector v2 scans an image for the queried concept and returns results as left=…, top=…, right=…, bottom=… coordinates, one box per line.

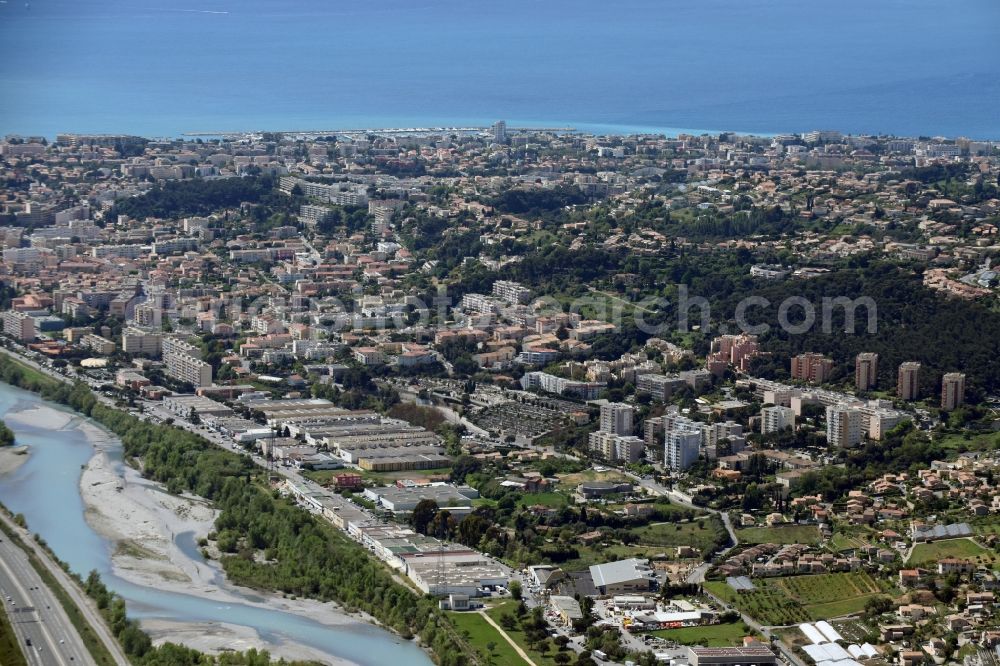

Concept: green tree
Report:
left=410, top=499, right=439, bottom=535
left=0, top=420, right=15, bottom=446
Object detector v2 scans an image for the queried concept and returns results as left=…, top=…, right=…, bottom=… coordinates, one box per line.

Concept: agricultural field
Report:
left=832, top=619, right=876, bottom=644
left=908, top=538, right=995, bottom=566
left=772, top=626, right=812, bottom=649
left=735, top=524, right=823, bottom=545
left=649, top=621, right=753, bottom=646
left=706, top=572, right=893, bottom=626
left=448, top=610, right=529, bottom=666
left=828, top=531, right=873, bottom=552
left=705, top=582, right=810, bottom=626
left=771, top=571, right=891, bottom=619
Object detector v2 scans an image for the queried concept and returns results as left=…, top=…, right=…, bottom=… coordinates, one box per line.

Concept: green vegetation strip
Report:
left=0, top=354, right=62, bottom=391
left=0, top=602, right=28, bottom=666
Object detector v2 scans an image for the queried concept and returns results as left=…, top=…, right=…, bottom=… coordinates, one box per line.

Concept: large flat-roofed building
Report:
left=163, top=394, right=233, bottom=419
left=665, top=427, right=701, bottom=471
left=246, top=398, right=446, bottom=471
left=299, top=204, right=336, bottom=226
left=576, top=481, right=633, bottom=501
left=589, top=558, right=657, bottom=595
left=404, top=550, right=509, bottom=597
left=363, top=483, right=479, bottom=514
left=687, top=646, right=777, bottom=666
left=80, top=333, right=116, bottom=355
left=336, top=518, right=509, bottom=596
left=859, top=401, right=906, bottom=440
left=355, top=450, right=451, bottom=472
left=588, top=432, right=644, bottom=463
left=549, top=596, right=584, bottom=626
left=492, top=280, right=531, bottom=304
left=246, top=400, right=379, bottom=432
left=637, top=373, right=687, bottom=401
left=520, top=371, right=605, bottom=400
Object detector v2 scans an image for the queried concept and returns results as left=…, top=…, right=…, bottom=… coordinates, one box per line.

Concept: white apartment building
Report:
left=2, top=247, right=43, bottom=265
left=761, top=405, right=795, bottom=434
left=132, top=303, right=162, bottom=329
left=162, top=336, right=212, bottom=387
left=91, top=244, right=146, bottom=260
left=588, top=432, right=644, bottom=463
left=665, top=428, right=701, bottom=471
left=599, top=402, right=634, bottom=435
left=492, top=280, right=531, bottom=304
left=460, top=293, right=500, bottom=315
left=826, top=405, right=862, bottom=448
left=81, top=333, right=115, bottom=355
left=2, top=310, right=35, bottom=342
left=121, top=328, right=163, bottom=357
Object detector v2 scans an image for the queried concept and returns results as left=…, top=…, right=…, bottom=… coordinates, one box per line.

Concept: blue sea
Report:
left=1, top=0, right=999, bottom=139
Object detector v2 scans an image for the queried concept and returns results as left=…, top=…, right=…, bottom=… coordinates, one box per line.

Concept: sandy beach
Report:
left=140, top=619, right=352, bottom=664
left=77, top=422, right=361, bottom=664
left=0, top=403, right=76, bottom=476
left=5, top=404, right=75, bottom=430
left=0, top=444, right=30, bottom=476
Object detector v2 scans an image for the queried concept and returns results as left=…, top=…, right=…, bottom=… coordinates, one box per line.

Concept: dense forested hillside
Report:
left=108, top=176, right=276, bottom=220
left=444, top=244, right=1000, bottom=395
left=719, top=263, right=1000, bottom=397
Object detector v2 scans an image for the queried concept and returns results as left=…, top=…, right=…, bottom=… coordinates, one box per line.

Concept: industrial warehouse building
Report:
left=589, top=558, right=657, bottom=595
